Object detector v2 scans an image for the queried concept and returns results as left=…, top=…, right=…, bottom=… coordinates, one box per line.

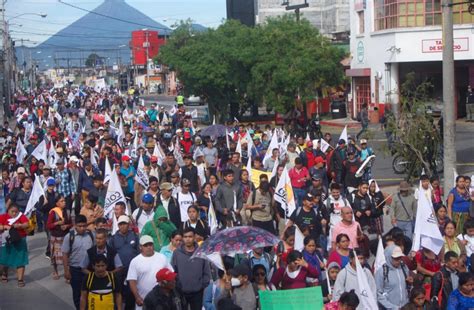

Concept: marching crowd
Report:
left=0, top=86, right=473, bottom=310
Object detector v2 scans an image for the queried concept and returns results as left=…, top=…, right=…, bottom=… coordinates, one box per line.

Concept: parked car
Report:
left=184, top=95, right=204, bottom=106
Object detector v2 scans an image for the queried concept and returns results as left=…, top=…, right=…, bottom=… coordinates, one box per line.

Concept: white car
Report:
left=184, top=95, right=204, bottom=106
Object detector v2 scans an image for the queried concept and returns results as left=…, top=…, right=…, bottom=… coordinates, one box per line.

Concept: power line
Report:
left=11, top=29, right=132, bottom=39
left=57, top=0, right=170, bottom=31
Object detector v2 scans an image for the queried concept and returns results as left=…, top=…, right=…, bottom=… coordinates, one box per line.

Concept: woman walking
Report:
left=0, top=204, right=30, bottom=287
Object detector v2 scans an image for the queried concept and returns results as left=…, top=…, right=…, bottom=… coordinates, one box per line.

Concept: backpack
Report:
left=86, top=272, right=116, bottom=309
left=382, top=262, right=410, bottom=293
left=69, top=230, right=94, bottom=254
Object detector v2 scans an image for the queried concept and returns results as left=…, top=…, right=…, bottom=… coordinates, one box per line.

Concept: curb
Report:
left=320, top=120, right=361, bottom=128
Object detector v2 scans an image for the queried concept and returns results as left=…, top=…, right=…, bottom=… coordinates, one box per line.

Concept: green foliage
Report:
left=387, top=72, right=441, bottom=179
left=157, top=16, right=345, bottom=120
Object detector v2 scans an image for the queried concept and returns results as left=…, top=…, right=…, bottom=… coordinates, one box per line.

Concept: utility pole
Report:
left=144, top=30, right=150, bottom=95
left=282, top=0, right=309, bottom=23
left=0, top=0, right=5, bottom=121
left=442, top=0, right=456, bottom=198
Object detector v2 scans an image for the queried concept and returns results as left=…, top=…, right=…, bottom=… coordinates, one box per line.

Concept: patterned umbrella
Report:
left=192, top=226, right=280, bottom=258
left=200, top=124, right=227, bottom=137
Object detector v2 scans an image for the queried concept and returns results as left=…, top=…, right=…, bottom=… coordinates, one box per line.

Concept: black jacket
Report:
left=157, top=195, right=181, bottom=229
left=349, top=191, right=375, bottom=228
left=143, top=286, right=186, bottom=310
left=86, top=245, right=117, bottom=272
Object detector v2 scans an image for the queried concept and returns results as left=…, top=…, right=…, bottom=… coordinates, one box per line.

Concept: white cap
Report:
left=69, top=155, right=80, bottom=163
left=139, top=235, right=154, bottom=246
left=117, top=215, right=130, bottom=224
left=391, top=246, right=404, bottom=258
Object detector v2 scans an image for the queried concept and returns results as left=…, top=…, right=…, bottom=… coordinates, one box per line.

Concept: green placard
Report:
left=259, top=287, right=324, bottom=310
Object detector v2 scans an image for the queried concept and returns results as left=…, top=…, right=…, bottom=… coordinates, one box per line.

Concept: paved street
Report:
left=0, top=233, right=74, bottom=310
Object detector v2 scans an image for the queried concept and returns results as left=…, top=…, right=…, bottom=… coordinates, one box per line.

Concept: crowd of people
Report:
left=0, top=86, right=473, bottom=310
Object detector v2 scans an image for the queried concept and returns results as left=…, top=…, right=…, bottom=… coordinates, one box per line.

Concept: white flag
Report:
left=31, top=140, right=48, bottom=162
left=208, top=198, right=218, bottom=235
left=319, top=138, right=331, bottom=153
left=135, top=155, right=149, bottom=189
left=104, top=156, right=112, bottom=184
left=246, top=146, right=252, bottom=179
left=273, top=167, right=296, bottom=218
left=354, top=251, right=378, bottom=310
left=271, top=158, right=279, bottom=179
left=104, top=169, right=127, bottom=218
left=453, top=168, right=458, bottom=188
left=173, top=140, right=184, bottom=167
left=225, top=128, right=230, bottom=150
left=15, top=140, right=28, bottom=164
left=162, top=113, right=169, bottom=125
left=294, top=225, right=305, bottom=251
left=169, top=106, right=177, bottom=116
left=235, top=136, right=242, bottom=155
left=190, top=109, right=198, bottom=118
left=212, top=115, right=216, bottom=125
left=374, top=236, right=386, bottom=273
left=305, top=132, right=311, bottom=144
left=90, top=149, right=98, bottom=167
left=206, top=252, right=225, bottom=271
left=116, top=118, right=124, bottom=147
left=339, top=125, right=348, bottom=144
left=47, top=145, right=59, bottom=169
left=263, top=130, right=278, bottom=165
left=24, top=176, right=45, bottom=217
left=412, top=183, right=444, bottom=254
left=153, top=143, right=165, bottom=165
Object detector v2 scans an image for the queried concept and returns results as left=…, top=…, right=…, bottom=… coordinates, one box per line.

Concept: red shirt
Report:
left=415, top=250, right=441, bottom=273
left=289, top=166, right=309, bottom=189
left=0, top=213, right=29, bottom=238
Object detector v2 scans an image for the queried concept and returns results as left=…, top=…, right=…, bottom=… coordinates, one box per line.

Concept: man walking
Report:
left=215, top=169, right=243, bottom=228
left=390, top=181, right=416, bottom=239
left=127, top=235, right=173, bottom=310
left=171, top=227, right=211, bottom=310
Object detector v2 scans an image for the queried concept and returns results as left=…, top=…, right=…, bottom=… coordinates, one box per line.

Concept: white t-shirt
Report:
left=126, top=252, right=173, bottom=310
left=457, top=234, right=474, bottom=257
left=131, top=208, right=155, bottom=233
left=176, top=191, right=195, bottom=222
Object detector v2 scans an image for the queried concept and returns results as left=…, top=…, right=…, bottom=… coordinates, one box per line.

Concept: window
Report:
left=374, top=0, right=473, bottom=31
left=358, top=11, right=365, bottom=34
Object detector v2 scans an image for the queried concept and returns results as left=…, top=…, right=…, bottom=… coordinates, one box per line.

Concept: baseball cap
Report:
left=156, top=268, right=177, bottom=282
left=122, top=155, right=131, bottom=162
left=303, top=193, right=313, bottom=201
left=230, top=263, right=250, bottom=277
left=338, top=139, right=346, bottom=145
left=360, top=139, right=368, bottom=144
left=56, top=158, right=65, bottom=165
left=118, top=215, right=130, bottom=224
left=17, top=167, right=26, bottom=174
left=142, top=193, right=154, bottom=204
left=311, top=173, right=323, bottom=181
left=139, top=235, right=154, bottom=246
left=171, top=172, right=180, bottom=178
left=306, top=140, right=313, bottom=148
left=181, top=178, right=191, bottom=186
left=150, top=155, right=158, bottom=163
left=391, top=246, right=404, bottom=258
left=160, top=182, right=173, bottom=191
left=69, top=155, right=80, bottom=163
left=314, top=156, right=326, bottom=165
left=47, top=179, right=56, bottom=186
left=98, top=127, right=105, bottom=131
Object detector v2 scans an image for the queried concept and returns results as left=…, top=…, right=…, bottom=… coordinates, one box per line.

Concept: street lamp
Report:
left=7, top=12, right=47, bottom=22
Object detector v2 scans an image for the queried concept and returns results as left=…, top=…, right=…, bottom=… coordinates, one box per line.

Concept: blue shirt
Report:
left=450, top=188, right=471, bottom=213
left=120, top=165, right=136, bottom=193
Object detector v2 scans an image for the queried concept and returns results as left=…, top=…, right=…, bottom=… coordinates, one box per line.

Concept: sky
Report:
left=7, top=0, right=227, bottom=47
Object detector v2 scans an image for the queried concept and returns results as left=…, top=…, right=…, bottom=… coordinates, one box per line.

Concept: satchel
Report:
left=6, top=227, right=22, bottom=245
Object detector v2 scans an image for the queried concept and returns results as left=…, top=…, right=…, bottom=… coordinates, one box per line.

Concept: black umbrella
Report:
left=200, top=124, right=228, bottom=137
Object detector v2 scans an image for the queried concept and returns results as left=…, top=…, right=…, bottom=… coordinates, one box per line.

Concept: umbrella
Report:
left=200, top=124, right=227, bottom=137
left=192, top=226, right=280, bottom=259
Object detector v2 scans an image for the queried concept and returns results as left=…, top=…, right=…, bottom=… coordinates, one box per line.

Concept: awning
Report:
left=345, top=68, right=371, bottom=77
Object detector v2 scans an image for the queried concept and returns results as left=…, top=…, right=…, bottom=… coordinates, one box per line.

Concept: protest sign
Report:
left=259, top=287, right=323, bottom=310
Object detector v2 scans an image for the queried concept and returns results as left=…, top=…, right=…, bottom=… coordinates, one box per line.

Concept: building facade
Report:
left=348, top=0, right=474, bottom=121
left=256, top=0, right=350, bottom=36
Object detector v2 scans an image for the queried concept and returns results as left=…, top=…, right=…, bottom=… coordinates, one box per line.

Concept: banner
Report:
left=135, top=155, right=149, bottom=189
left=249, top=168, right=272, bottom=188
left=273, top=167, right=296, bottom=218
left=259, top=287, right=323, bottom=310
left=104, top=169, right=127, bottom=218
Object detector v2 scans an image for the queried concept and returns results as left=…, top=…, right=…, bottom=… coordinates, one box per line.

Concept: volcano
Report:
left=27, top=0, right=174, bottom=69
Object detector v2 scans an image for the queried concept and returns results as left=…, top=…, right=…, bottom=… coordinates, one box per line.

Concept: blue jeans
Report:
left=293, top=188, right=307, bottom=208
left=396, top=220, right=413, bottom=240
left=70, top=266, right=84, bottom=310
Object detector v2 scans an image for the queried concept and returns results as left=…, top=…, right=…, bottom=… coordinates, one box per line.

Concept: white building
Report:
left=257, top=0, right=350, bottom=35
left=348, top=0, right=474, bottom=121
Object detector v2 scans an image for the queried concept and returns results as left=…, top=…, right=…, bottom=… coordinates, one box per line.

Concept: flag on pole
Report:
left=225, top=128, right=230, bottom=151
left=246, top=149, right=252, bottom=180
left=169, top=106, right=177, bottom=116
left=305, top=132, right=311, bottom=144
left=16, top=140, right=28, bottom=164
left=273, top=167, right=296, bottom=219
left=116, top=118, right=124, bottom=147
left=205, top=252, right=225, bottom=271
left=190, top=109, right=198, bottom=119
left=212, top=115, right=216, bottom=125
left=162, top=113, right=169, bottom=125
left=339, top=125, right=348, bottom=144
left=453, top=168, right=458, bottom=188
left=263, top=130, right=278, bottom=164
left=354, top=251, right=378, bottom=309
left=135, top=155, right=149, bottom=189
left=208, top=198, right=218, bottom=235
left=374, top=236, right=386, bottom=273
left=173, top=139, right=184, bottom=167
left=24, top=176, right=45, bottom=217
left=294, top=225, right=305, bottom=251
left=270, top=158, right=279, bottom=179
left=412, top=182, right=444, bottom=255
left=235, top=137, right=242, bottom=155
left=31, top=140, right=48, bottom=162
left=319, top=138, right=331, bottom=153
left=104, top=157, right=112, bottom=184
left=104, top=169, right=127, bottom=218
left=47, top=145, right=59, bottom=169
left=90, top=148, right=98, bottom=167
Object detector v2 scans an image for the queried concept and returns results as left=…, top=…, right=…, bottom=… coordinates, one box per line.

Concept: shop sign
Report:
left=357, top=41, right=364, bottom=63
left=422, top=38, right=469, bottom=53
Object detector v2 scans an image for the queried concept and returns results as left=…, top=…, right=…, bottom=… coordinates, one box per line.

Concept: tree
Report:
left=85, top=53, right=101, bottom=67
left=158, top=17, right=345, bottom=120
left=387, top=72, right=442, bottom=180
